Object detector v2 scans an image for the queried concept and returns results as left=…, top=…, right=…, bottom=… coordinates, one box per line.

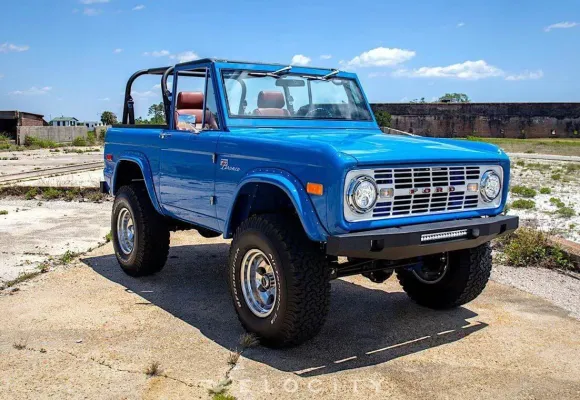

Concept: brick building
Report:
left=0, top=110, right=47, bottom=140
left=371, top=103, right=580, bottom=139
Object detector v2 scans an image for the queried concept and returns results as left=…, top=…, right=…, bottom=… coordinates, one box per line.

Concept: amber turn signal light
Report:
left=306, top=182, right=324, bottom=196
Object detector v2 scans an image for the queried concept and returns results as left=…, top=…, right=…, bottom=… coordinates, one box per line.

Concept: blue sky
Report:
left=0, top=0, right=579, bottom=121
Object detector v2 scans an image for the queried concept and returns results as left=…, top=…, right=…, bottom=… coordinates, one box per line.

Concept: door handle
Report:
left=160, top=133, right=172, bottom=139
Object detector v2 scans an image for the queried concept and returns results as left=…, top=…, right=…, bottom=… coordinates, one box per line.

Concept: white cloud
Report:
left=152, top=84, right=161, bottom=89
left=131, top=90, right=156, bottom=98
left=320, top=54, right=332, bottom=60
left=457, top=22, right=465, bottom=28
left=291, top=54, right=311, bottom=66
left=10, top=86, right=52, bottom=95
left=99, top=97, right=111, bottom=101
left=505, top=70, right=544, bottom=81
left=132, top=4, right=145, bottom=11
left=169, top=51, right=199, bottom=63
left=144, top=50, right=170, bottom=57
left=0, top=43, right=29, bottom=53
left=544, top=21, right=578, bottom=32
left=393, top=60, right=504, bottom=80
left=80, top=0, right=109, bottom=3
left=343, top=47, right=416, bottom=68
left=83, top=8, right=101, bottom=16
left=113, top=48, right=123, bottom=54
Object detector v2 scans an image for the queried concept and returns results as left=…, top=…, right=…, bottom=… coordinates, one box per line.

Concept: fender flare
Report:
left=224, top=168, right=329, bottom=242
left=112, top=153, right=163, bottom=214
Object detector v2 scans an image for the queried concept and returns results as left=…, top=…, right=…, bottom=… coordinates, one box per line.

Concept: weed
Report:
left=212, top=394, right=236, bottom=400
left=87, top=191, right=107, bottom=202
left=72, top=136, right=88, bottom=146
left=570, top=223, right=577, bottom=230
left=105, top=231, right=112, bottom=243
left=495, top=228, right=572, bottom=270
left=515, top=160, right=525, bottom=167
left=13, top=341, right=27, bottom=350
left=3, top=270, right=41, bottom=289
left=510, top=185, right=537, bottom=198
left=59, top=250, right=78, bottom=264
left=539, top=187, right=551, bottom=194
left=227, top=351, right=240, bottom=366
left=549, top=197, right=566, bottom=208
left=511, top=199, right=535, bottom=209
left=556, top=206, right=575, bottom=218
left=42, top=187, right=60, bottom=200
left=40, top=348, right=47, bottom=353
left=145, top=361, right=162, bottom=377
left=0, top=210, right=7, bottom=215
left=86, top=131, right=97, bottom=146
left=24, top=136, right=59, bottom=149
left=38, top=263, right=50, bottom=273
left=208, top=378, right=232, bottom=396
left=551, top=173, right=561, bottom=181
left=25, top=187, right=39, bottom=200
left=239, top=333, right=259, bottom=349
left=564, top=163, right=580, bottom=174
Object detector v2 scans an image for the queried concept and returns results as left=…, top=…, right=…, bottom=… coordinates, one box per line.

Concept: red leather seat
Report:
left=253, top=91, right=290, bottom=117
left=175, top=92, right=218, bottom=130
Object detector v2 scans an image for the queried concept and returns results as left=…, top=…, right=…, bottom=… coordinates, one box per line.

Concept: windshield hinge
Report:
left=211, top=153, right=217, bottom=163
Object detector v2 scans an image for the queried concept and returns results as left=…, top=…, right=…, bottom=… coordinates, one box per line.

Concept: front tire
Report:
left=396, top=243, right=492, bottom=309
left=112, top=184, right=170, bottom=277
left=228, top=214, right=330, bottom=348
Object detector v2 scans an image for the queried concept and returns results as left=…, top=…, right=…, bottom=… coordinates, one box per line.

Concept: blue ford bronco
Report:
left=102, top=59, right=518, bottom=347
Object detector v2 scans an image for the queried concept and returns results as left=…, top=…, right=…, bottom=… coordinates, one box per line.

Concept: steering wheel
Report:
left=305, top=107, right=333, bottom=118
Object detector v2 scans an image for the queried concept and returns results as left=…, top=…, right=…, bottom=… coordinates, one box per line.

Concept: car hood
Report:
left=232, top=128, right=507, bottom=166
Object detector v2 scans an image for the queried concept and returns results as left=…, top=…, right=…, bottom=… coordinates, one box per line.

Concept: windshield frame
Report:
left=214, top=61, right=378, bottom=130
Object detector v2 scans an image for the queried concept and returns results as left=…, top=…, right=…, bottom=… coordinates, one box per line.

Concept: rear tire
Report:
left=228, top=214, right=330, bottom=348
left=396, top=243, right=492, bottom=309
left=112, top=184, right=170, bottom=277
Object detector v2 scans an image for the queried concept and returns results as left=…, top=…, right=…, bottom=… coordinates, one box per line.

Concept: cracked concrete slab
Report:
left=1, top=232, right=579, bottom=399
left=0, top=199, right=111, bottom=283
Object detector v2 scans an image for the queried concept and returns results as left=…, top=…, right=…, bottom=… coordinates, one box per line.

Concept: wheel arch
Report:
left=112, top=155, right=162, bottom=214
left=224, top=169, right=328, bottom=242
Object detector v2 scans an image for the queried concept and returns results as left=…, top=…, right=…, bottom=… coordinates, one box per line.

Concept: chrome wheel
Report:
left=116, top=207, right=135, bottom=255
left=240, top=249, right=277, bottom=318
left=412, top=254, right=449, bottom=284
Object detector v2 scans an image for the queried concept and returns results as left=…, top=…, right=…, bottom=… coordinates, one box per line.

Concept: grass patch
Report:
left=515, top=160, right=525, bottom=167
left=551, top=173, right=561, bottom=181
left=555, top=206, right=575, bottom=218
left=24, top=136, right=60, bottom=149
left=239, top=333, right=259, bottom=349
left=104, top=231, right=112, bottom=243
left=550, top=197, right=565, bottom=208
left=510, top=185, right=537, bottom=198
left=212, top=394, right=236, bottom=400
left=495, top=228, right=572, bottom=270
left=0, top=210, right=7, bottom=215
left=145, top=361, right=162, bottom=377
left=511, top=199, right=535, bottom=209
left=465, top=137, right=580, bottom=156
left=59, top=250, right=79, bottom=264
left=1, top=270, right=42, bottom=290
left=539, top=187, right=551, bottom=194
left=71, top=136, right=87, bottom=146
left=0, top=186, right=107, bottom=202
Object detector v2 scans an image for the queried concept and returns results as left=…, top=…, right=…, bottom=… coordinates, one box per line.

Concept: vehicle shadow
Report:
left=83, top=242, right=487, bottom=377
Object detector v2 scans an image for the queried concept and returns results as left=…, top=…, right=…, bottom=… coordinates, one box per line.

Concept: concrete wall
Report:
left=17, top=126, right=88, bottom=145
left=371, top=103, right=580, bottom=139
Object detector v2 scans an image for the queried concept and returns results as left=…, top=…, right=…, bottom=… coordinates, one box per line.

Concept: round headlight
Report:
left=347, top=176, right=378, bottom=213
left=480, top=170, right=502, bottom=202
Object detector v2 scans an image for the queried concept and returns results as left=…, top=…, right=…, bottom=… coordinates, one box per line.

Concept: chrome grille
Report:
left=372, top=166, right=481, bottom=218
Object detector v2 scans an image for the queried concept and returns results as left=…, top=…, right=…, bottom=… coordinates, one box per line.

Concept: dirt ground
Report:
left=1, top=232, right=579, bottom=400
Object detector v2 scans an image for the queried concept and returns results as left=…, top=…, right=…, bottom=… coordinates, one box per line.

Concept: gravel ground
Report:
left=508, top=157, right=580, bottom=243
left=492, top=264, right=580, bottom=320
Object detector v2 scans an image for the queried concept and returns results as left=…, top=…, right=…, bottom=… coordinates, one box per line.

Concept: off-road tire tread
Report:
left=396, top=243, right=492, bottom=309
left=229, top=214, right=330, bottom=347
left=114, top=184, right=169, bottom=276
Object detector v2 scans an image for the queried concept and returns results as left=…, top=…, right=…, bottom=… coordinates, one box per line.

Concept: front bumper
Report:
left=326, top=215, right=518, bottom=260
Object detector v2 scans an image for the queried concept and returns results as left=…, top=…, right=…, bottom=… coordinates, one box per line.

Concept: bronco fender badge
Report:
left=220, top=159, right=241, bottom=172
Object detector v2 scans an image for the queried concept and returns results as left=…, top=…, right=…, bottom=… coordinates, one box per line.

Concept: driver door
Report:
left=159, top=66, right=222, bottom=231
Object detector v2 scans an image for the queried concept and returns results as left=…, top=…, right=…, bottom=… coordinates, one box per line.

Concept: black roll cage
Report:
left=121, top=64, right=209, bottom=125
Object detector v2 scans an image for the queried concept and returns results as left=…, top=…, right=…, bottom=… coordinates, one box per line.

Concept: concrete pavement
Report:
left=1, top=231, right=579, bottom=399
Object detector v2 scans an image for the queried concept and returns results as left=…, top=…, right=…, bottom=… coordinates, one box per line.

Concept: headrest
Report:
left=257, top=91, right=285, bottom=109
left=177, top=92, right=204, bottom=109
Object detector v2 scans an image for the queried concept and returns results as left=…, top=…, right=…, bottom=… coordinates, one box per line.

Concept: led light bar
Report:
left=421, top=229, right=469, bottom=243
